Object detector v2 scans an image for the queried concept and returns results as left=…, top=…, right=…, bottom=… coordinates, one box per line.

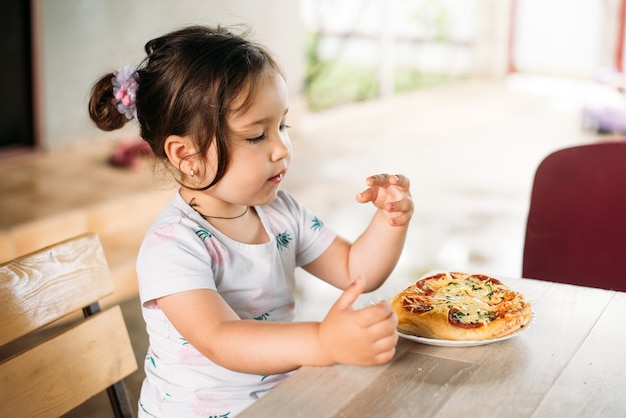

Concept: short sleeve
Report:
left=269, top=191, right=337, bottom=267
left=137, top=217, right=218, bottom=306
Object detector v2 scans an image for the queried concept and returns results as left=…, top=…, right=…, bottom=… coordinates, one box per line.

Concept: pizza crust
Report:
left=391, top=272, right=533, bottom=341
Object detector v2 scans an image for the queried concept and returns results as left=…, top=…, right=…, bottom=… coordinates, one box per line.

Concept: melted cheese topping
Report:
left=403, top=272, right=525, bottom=326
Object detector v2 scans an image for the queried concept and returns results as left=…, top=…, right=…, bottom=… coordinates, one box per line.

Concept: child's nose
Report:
left=271, top=135, right=291, bottom=161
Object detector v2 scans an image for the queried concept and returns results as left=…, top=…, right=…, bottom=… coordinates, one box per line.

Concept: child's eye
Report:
left=247, top=133, right=265, bottom=143
left=246, top=125, right=290, bottom=143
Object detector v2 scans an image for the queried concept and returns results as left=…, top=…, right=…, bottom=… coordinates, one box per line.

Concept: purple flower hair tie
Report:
left=112, top=65, right=139, bottom=120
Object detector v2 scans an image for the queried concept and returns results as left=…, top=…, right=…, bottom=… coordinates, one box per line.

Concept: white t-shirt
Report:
left=136, top=190, right=336, bottom=417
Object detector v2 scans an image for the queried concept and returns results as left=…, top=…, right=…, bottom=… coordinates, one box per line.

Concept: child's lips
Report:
left=268, top=171, right=285, bottom=183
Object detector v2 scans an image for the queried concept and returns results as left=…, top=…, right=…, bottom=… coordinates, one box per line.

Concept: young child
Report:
left=89, top=25, right=413, bottom=417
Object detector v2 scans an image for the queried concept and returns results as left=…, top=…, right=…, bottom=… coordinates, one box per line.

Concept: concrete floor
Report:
left=48, top=73, right=609, bottom=416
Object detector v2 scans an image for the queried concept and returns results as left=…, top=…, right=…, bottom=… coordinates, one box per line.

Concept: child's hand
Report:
left=318, top=277, right=398, bottom=366
left=356, top=174, right=413, bottom=226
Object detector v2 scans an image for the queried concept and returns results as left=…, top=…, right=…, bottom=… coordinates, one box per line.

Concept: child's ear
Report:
left=164, top=135, right=196, bottom=172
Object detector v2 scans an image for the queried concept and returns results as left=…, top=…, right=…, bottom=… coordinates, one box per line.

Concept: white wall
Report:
left=34, top=0, right=304, bottom=149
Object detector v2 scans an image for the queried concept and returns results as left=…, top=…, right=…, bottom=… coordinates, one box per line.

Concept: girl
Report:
left=89, top=25, right=413, bottom=417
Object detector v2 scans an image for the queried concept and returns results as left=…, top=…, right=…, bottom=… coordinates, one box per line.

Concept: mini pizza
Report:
left=391, top=272, right=533, bottom=341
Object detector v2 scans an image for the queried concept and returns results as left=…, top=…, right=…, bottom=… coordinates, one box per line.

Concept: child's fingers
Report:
left=354, top=300, right=394, bottom=327
left=356, top=188, right=376, bottom=203
left=366, top=173, right=391, bottom=187
left=367, top=310, right=398, bottom=339
left=367, top=174, right=410, bottom=189
left=389, top=174, right=410, bottom=188
left=358, top=174, right=411, bottom=203
left=384, top=196, right=413, bottom=214
left=333, top=276, right=365, bottom=311
left=372, top=336, right=398, bottom=363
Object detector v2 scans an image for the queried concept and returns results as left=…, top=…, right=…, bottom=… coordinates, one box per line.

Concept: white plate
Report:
left=398, top=318, right=533, bottom=347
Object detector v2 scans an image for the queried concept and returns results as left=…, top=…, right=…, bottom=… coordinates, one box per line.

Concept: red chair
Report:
left=522, top=141, right=626, bottom=292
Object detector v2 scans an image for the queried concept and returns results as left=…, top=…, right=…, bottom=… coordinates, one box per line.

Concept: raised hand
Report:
left=318, top=277, right=398, bottom=366
left=356, top=174, right=413, bottom=226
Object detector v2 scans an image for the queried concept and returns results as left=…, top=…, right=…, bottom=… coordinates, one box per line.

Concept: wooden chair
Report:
left=522, top=141, right=626, bottom=291
left=0, top=233, right=138, bottom=417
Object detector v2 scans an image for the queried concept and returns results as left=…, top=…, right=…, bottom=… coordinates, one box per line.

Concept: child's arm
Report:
left=304, top=173, right=413, bottom=292
left=156, top=276, right=398, bottom=375
left=156, top=173, right=410, bottom=375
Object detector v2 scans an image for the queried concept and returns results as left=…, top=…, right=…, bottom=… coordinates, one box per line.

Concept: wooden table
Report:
left=239, top=277, right=626, bottom=417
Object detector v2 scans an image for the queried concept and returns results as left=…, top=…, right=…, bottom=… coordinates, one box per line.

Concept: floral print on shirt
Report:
left=245, top=285, right=275, bottom=320
left=146, top=224, right=176, bottom=247
left=196, top=226, right=229, bottom=266
left=192, top=393, right=231, bottom=418
left=311, top=216, right=324, bottom=231
left=275, top=231, right=292, bottom=251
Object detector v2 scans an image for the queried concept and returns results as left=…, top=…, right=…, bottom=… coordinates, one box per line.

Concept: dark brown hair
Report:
left=88, top=25, right=282, bottom=189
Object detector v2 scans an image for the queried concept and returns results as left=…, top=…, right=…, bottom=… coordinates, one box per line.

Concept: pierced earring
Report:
left=190, top=169, right=195, bottom=178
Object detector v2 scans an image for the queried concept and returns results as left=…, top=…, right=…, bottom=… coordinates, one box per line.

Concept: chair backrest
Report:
left=0, top=233, right=138, bottom=417
left=522, top=141, right=626, bottom=291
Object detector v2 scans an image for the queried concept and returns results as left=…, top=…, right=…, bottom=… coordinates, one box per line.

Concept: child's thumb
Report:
left=335, top=276, right=365, bottom=311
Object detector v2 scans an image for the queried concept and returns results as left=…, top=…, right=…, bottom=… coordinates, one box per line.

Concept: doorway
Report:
left=0, top=0, right=34, bottom=151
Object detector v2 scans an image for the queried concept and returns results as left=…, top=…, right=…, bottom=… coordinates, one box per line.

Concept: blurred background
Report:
left=3, top=0, right=626, bottom=314
left=4, top=0, right=624, bottom=148
left=1, top=1, right=625, bottom=413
